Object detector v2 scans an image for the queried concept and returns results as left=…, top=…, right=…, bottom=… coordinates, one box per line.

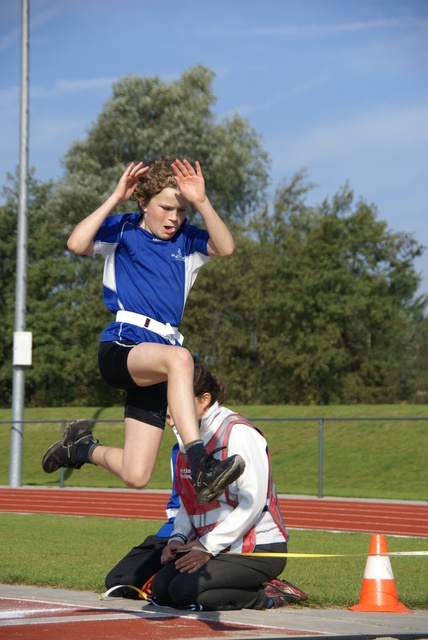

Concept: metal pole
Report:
left=318, top=418, right=324, bottom=498
left=9, top=0, right=30, bottom=487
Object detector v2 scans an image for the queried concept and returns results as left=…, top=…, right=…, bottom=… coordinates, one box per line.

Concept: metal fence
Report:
left=3, top=416, right=428, bottom=497
left=247, top=415, right=428, bottom=498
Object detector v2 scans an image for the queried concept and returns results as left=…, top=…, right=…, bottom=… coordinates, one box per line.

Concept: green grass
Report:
left=1, top=513, right=427, bottom=609
left=1, top=404, right=427, bottom=609
left=1, top=404, right=427, bottom=499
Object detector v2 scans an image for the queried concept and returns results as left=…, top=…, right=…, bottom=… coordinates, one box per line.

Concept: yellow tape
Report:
left=389, top=551, right=428, bottom=556
left=186, top=546, right=428, bottom=559
left=98, top=584, right=148, bottom=600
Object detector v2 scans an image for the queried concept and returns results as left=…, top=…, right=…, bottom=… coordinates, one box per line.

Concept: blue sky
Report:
left=1, top=0, right=427, bottom=294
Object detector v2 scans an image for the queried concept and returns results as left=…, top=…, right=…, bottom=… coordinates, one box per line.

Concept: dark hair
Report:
left=194, top=365, right=226, bottom=407
left=133, top=155, right=178, bottom=208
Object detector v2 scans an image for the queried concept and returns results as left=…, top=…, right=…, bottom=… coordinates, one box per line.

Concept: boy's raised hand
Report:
left=114, top=162, right=149, bottom=203
left=171, top=159, right=206, bottom=207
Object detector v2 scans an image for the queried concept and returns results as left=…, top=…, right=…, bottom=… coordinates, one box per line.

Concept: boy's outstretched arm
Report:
left=67, top=162, right=148, bottom=255
left=172, top=159, right=235, bottom=258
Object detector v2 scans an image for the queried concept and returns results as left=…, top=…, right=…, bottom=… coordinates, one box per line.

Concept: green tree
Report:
left=56, top=65, right=269, bottom=230
left=0, top=170, right=118, bottom=407
left=183, top=173, right=427, bottom=404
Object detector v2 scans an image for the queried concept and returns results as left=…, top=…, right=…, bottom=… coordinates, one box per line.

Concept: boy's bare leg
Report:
left=126, top=342, right=200, bottom=445
left=42, top=342, right=245, bottom=503
left=91, top=419, right=164, bottom=489
left=126, top=341, right=245, bottom=502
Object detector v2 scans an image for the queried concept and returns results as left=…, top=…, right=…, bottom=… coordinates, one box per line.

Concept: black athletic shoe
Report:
left=194, top=448, right=245, bottom=504
left=42, top=420, right=98, bottom=473
left=263, top=578, right=308, bottom=607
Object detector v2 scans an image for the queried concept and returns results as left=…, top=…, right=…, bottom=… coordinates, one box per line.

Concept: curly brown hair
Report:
left=133, top=155, right=179, bottom=209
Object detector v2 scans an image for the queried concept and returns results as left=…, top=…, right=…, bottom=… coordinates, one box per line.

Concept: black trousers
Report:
left=151, top=542, right=287, bottom=611
left=105, top=535, right=168, bottom=599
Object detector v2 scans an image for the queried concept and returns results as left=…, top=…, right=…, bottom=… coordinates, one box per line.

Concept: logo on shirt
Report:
left=179, top=467, right=192, bottom=480
left=171, top=248, right=186, bottom=261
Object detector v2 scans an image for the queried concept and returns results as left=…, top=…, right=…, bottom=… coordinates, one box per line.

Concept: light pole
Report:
left=9, top=0, right=31, bottom=487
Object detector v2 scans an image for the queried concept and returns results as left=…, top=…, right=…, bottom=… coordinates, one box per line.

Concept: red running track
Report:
left=0, top=597, right=294, bottom=640
left=1, top=487, right=427, bottom=537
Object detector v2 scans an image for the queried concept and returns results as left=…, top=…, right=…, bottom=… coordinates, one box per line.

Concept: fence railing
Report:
left=3, top=416, right=428, bottom=497
left=246, top=416, right=428, bottom=498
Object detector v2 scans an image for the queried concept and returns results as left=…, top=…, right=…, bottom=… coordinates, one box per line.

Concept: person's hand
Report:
left=113, top=162, right=148, bottom=204
left=171, top=159, right=207, bottom=208
left=174, top=540, right=211, bottom=574
left=161, top=540, right=183, bottom=565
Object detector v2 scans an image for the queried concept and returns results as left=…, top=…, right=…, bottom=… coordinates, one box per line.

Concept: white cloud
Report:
left=55, top=77, right=116, bottom=93
left=0, top=26, right=19, bottom=52
left=28, top=115, right=91, bottom=177
left=272, top=105, right=428, bottom=173
left=0, top=6, right=59, bottom=53
left=222, top=75, right=329, bottom=119
left=31, top=115, right=88, bottom=145
left=267, top=104, right=428, bottom=245
left=202, top=17, right=428, bottom=39
left=30, top=77, right=116, bottom=100
left=31, top=7, right=59, bottom=31
left=0, top=85, right=19, bottom=107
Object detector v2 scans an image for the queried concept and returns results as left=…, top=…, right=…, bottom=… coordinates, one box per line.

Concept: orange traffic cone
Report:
left=349, top=534, right=412, bottom=613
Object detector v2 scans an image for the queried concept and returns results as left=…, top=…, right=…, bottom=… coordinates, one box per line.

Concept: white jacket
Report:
left=170, top=402, right=288, bottom=556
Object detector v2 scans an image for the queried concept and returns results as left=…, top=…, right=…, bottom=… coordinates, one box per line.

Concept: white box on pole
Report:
left=13, top=331, right=32, bottom=366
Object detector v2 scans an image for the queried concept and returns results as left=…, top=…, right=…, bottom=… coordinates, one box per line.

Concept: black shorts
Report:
left=98, top=341, right=167, bottom=430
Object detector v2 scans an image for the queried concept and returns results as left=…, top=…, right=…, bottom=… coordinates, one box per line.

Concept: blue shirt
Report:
left=93, top=212, right=210, bottom=344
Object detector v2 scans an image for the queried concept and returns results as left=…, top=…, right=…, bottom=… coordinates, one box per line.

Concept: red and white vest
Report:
left=174, top=413, right=288, bottom=554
